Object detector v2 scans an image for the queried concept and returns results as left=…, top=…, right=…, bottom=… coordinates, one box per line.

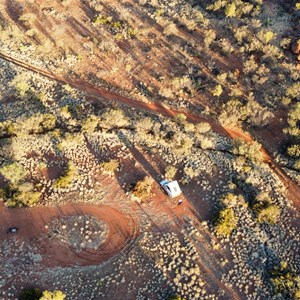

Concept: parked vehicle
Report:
left=160, top=180, right=182, bottom=198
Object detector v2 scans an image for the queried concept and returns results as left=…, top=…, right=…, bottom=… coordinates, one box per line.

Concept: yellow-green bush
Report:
left=132, top=176, right=153, bottom=201
left=101, top=159, right=119, bottom=175
left=253, top=192, right=280, bottom=224
left=269, top=262, right=300, bottom=299
left=54, top=162, right=78, bottom=188
left=214, top=207, right=237, bottom=236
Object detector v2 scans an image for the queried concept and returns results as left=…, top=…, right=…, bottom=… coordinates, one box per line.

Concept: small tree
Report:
left=174, top=113, right=187, bottom=124
left=232, top=139, right=264, bottom=163
left=54, top=162, right=78, bottom=189
left=165, top=166, right=177, bottom=180
left=212, top=84, right=223, bottom=97
left=132, top=176, right=153, bottom=201
left=101, top=159, right=119, bottom=175
left=225, top=3, right=237, bottom=18
left=214, top=208, right=237, bottom=236
left=253, top=192, right=280, bottom=224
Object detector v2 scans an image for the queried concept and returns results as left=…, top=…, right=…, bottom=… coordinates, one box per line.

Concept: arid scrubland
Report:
left=0, top=0, right=299, bottom=299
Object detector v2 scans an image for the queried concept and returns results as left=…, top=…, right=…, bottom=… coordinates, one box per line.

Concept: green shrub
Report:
left=195, top=122, right=211, bottom=134
left=132, top=176, right=153, bottom=201
left=174, top=113, right=187, bottom=124
left=199, top=136, right=215, bottom=149
left=16, top=81, right=31, bottom=97
left=58, top=133, right=85, bottom=150
left=257, top=30, right=275, bottom=44
left=255, top=205, right=280, bottom=224
left=168, top=295, right=185, bottom=300
left=18, top=191, right=41, bottom=206
left=184, top=166, right=199, bottom=179
left=286, top=82, right=300, bottom=99
left=99, top=109, right=129, bottom=129
left=0, top=185, right=19, bottom=201
left=93, top=15, right=112, bottom=26
left=214, top=208, right=237, bottom=236
left=173, top=135, right=193, bottom=156
left=184, top=122, right=195, bottom=133
left=0, top=121, right=15, bottom=137
left=165, top=166, right=177, bottom=180
left=40, top=290, right=66, bottom=300
left=54, top=162, right=78, bottom=188
left=287, top=145, right=300, bottom=158
left=60, top=106, right=72, bottom=119
left=221, top=193, right=246, bottom=208
left=101, top=159, right=119, bottom=175
left=253, top=192, right=280, bottom=224
left=204, top=29, right=216, bottom=47
left=14, top=113, right=56, bottom=135
left=0, top=162, right=27, bottom=185
left=135, top=118, right=155, bottom=135
left=284, top=102, right=300, bottom=138
left=212, top=84, right=223, bottom=97
left=219, top=99, right=248, bottom=127
left=82, top=115, right=99, bottom=133
left=294, top=159, right=300, bottom=170
left=269, top=262, right=300, bottom=299
left=225, top=3, right=237, bottom=18
left=232, top=139, right=264, bottom=163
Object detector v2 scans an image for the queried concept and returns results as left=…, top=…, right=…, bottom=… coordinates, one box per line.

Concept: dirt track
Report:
left=0, top=51, right=299, bottom=203
left=0, top=202, right=137, bottom=267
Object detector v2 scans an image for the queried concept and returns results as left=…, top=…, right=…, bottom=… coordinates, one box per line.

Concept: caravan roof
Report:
left=160, top=180, right=182, bottom=198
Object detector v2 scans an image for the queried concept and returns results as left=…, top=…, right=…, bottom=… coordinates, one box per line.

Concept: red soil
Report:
left=0, top=202, right=137, bottom=267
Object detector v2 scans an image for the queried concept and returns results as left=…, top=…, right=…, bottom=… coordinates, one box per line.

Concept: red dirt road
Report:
left=0, top=203, right=137, bottom=267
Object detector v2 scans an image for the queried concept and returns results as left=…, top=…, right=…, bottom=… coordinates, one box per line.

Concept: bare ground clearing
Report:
left=0, top=202, right=137, bottom=267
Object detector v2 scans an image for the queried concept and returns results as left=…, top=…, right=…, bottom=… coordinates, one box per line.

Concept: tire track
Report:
left=0, top=203, right=138, bottom=267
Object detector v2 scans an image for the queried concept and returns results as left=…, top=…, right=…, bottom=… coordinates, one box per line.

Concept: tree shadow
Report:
left=117, top=131, right=162, bottom=184
left=5, top=0, right=27, bottom=30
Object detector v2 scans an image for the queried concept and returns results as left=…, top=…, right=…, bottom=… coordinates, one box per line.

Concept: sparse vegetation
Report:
left=0, top=0, right=299, bottom=299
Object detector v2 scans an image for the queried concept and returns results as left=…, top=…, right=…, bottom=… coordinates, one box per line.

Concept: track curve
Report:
left=0, top=203, right=138, bottom=267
